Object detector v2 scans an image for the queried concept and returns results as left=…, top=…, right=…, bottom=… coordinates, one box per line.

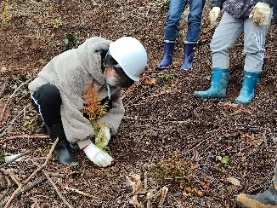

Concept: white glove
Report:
left=209, top=7, right=221, bottom=28
left=95, top=126, right=111, bottom=148
left=249, top=2, right=271, bottom=26
left=83, top=143, right=113, bottom=167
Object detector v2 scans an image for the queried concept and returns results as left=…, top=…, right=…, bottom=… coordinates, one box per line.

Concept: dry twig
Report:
left=3, top=138, right=58, bottom=208
left=0, top=177, right=46, bottom=208
left=0, top=134, right=49, bottom=145
left=32, top=161, right=74, bottom=208
left=61, top=184, right=99, bottom=199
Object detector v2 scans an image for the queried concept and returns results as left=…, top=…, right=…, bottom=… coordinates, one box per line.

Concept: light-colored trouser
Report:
left=211, top=10, right=273, bottom=73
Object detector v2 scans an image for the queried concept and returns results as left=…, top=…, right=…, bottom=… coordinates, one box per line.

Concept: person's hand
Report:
left=249, top=2, right=271, bottom=26
left=209, top=7, right=221, bottom=28
left=95, top=126, right=111, bottom=148
left=83, top=143, right=113, bottom=167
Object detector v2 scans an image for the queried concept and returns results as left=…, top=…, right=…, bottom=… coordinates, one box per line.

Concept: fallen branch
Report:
left=2, top=138, right=58, bottom=208
left=61, top=184, right=99, bottom=199
left=0, top=177, right=46, bottom=208
left=32, top=161, right=74, bottom=208
left=0, top=134, right=48, bottom=145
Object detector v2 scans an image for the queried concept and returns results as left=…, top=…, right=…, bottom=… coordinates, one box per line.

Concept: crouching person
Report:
left=28, top=37, right=148, bottom=167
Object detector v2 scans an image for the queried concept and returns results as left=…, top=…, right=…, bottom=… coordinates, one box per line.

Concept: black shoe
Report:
left=237, top=186, right=277, bottom=207
left=46, top=123, right=77, bottom=166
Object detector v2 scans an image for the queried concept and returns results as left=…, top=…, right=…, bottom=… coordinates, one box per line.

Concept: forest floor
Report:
left=0, top=0, right=276, bottom=207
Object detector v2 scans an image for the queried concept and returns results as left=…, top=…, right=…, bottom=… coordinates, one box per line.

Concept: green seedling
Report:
left=10, top=75, right=22, bottom=89
left=52, top=18, right=63, bottom=28
left=160, top=74, right=174, bottom=85
left=26, top=71, right=35, bottom=80
left=64, top=33, right=79, bottom=50
left=23, top=119, right=36, bottom=128
left=216, top=155, right=229, bottom=169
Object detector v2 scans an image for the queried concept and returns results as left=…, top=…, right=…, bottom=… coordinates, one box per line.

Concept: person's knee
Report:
left=188, top=11, right=202, bottom=23
left=35, top=84, right=62, bottom=107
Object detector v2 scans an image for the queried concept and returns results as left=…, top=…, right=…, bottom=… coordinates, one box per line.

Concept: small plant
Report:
left=23, top=119, right=36, bottom=129
left=64, top=33, right=79, bottom=50
left=82, top=82, right=108, bottom=122
left=93, top=123, right=110, bottom=153
left=10, top=75, right=22, bottom=90
left=216, top=155, right=229, bottom=169
left=160, top=73, right=174, bottom=85
left=51, top=18, right=63, bottom=28
left=151, top=151, right=205, bottom=196
left=37, top=146, right=50, bottom=154
left=82, top=82, right=110, bottom=152
left=152, top=151, right=194, bottom=181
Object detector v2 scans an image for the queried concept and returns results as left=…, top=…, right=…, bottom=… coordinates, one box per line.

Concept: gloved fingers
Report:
left=250, top=2, right=270, bottom=26
left=96, top=152, right=113, bottom=167
left=209, top=7, right=220, bottom=28
left=252, top=12, right=270, bottom=26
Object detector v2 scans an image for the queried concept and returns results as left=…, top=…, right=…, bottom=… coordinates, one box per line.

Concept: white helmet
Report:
left=109, top=37, right=148, bottom=81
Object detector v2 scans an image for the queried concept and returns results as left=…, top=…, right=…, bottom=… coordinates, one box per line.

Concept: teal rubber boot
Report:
left=194, top=68, right=229, bottom=98
left=234, top=71, right=260, bottom=104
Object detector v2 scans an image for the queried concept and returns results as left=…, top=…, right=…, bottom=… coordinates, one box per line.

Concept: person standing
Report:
left=237, top=6, right=277, bottom=207
left=156, top=0, right=206, bottom=70
left=194, top=0, right=274, bottom=104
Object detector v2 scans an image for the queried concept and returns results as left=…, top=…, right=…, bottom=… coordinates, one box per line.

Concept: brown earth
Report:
left=0, top=0, right=276, bottom=207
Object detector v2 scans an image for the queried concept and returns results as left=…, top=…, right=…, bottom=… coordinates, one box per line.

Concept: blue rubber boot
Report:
left=234, top=71, right=260, bottom=104
left=180, top=43, right=196, bottom=70
left=194, top=68, right=229, bottom=98
left=156, top=41, right=175, bottom=69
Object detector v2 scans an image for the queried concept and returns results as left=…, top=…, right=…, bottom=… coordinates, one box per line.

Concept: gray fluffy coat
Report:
left=28, top=37, right=125, bottom=144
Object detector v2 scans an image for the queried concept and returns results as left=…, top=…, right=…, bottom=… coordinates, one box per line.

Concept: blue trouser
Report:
left=164, top=0, right=205, bottom=43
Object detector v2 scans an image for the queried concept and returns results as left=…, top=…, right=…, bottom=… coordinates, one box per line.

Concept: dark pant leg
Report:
left=31, top=84, right=62, bottom=127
